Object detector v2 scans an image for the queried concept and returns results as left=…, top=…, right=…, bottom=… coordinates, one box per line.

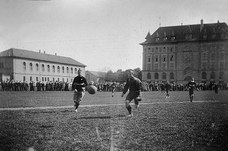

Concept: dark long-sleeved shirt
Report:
left=123, top=76, right=141, bottom=94
left=72, top=76, right=88, bottom=91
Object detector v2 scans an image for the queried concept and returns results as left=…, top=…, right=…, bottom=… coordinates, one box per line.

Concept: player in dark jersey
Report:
left=72, top=69, right=88, bottom=112
left=164, top=81, right=171, bottom=98
left=187, top=78, right=196, bottom=102
left=121, top=70, right=142, bottom=117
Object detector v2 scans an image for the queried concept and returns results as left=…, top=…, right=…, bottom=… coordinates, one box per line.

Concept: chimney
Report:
left=200, top=19, right=204, bottom=31
left=44, top=51, right=46, bottom=54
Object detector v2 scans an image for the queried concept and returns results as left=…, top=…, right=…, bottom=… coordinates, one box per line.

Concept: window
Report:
left=42, top=77, right=44, bottom=82
left=23, top=76, right=26, bottom=81
left=52, top=65, right=55, bottom=73
left=162, top=55, right=166, bottom=62
left=155, top=73, right=159, bottom=79
left=147, top=57, right=151, bottom=62
left=75, top=68, right=77, bottom=74
left=36, top=63, right=39, bottom=71
left=162, top=63, right=166, bottom=69
left=147, top=73, right=151, bottom=79
left=47, top=65, right=50, bottom=72
left=67, top=67, right=69, bottom=73
left=202, top=52, right=208, bottom=61
left=155, top=55, right=159, bottom=62
left=30, top=63, right=33, bottom=71
left=147, top=64, right=151, bottom=70
left=202, top=72, right=207, bottom=79
left=42, top=64, right=45, bottom=72
left=210, top=72, right=215, bottom=79
left=170, top=72, right=174, bottom=79
left=57, top=66, right=60, bottom=73
left=219, top=72, right=224, bottom=79
left=62, top=66, right=65, bottom=73
left=170, top=63, right=174, bottom=69
left=170, top=55, right=174, bottom=61
left=30, top=76, right=32, bottom=81
left=36, top=77, right=38, bottom=82
left=71, top=67, right=73, bottom=74
left=162, top=72, right=166, bottom=79
left=154, top=63, right=159, bottom=70
left=23, top=62, right=26, bottom=70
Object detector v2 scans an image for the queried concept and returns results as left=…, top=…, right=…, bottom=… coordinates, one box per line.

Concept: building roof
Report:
left=0, top=48, right=86, bottom=67
left=140, top=21, right=228, bottom=45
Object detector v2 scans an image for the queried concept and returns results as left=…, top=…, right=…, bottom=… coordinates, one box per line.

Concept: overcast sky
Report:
left=0, top=0, right=228, bottom=72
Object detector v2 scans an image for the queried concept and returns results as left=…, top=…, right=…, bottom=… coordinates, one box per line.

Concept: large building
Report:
left=140, top=20, right=228, bottom=84
left=0, top=48, right=86, bottom=83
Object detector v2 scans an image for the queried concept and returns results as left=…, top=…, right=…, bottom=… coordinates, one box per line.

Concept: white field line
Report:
left=0, top=100, right=220, bottom=111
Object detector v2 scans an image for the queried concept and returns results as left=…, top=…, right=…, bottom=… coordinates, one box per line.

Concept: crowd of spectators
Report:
left=0, top=80, right=227, bottom=92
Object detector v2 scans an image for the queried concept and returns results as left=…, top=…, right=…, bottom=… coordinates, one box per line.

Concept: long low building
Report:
left=0, top=48, right=86, bottom=83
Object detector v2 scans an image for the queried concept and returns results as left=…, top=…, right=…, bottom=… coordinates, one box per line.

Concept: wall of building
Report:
left=0, top=58, right=85, bottom=83
left=142, top=41, right=228, bottom=84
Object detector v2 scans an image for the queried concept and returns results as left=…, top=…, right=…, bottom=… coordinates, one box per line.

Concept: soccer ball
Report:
left=87, top=85, right=97, bottom=94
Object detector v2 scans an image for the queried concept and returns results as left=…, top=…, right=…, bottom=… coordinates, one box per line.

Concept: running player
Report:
left=111, top=81, right=117, bottom=97
left=187, top=77, right=196, bottom=102
left=72, top=69, right=88, bottom=112
left=164, top=81, right=171, bottom=98
left=121, top=70, right=142, bottom=117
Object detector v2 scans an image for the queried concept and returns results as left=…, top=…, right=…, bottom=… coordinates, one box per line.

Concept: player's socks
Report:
left=126, top=106, right=132, bottom=116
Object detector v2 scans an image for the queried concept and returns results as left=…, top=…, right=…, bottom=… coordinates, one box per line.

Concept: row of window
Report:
left=145, top=46, right=175, bottom=53
left=201, top=62, right=226, bottom=70
left=201, top=52, right=225, bottom=61
left=147, top=63, right=175, bottom=70
left=23, top=62, right=80, bottom=74
left=201, top=72, right=224, bottom=79
left=146, top=71, right=224, bottom=80
left=147, top=54, right=175, bottom=63
left=23, top=76, right=74, bottom=83
left=147, top=72, right=175, bottom=80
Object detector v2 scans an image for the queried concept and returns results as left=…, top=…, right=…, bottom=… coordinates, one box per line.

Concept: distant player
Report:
left=72, top=69, right=88, bottom=112
left=121, top=70, right=142, bottom=117
left=187, top=77, right=196, bottom=102
left=164, top=81, right=171, bottom=98
left=111, top=82, right=117, bottom=97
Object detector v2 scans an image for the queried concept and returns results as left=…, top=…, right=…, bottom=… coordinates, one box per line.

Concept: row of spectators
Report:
left=0, top=80, right=227, bottom=92
left=141, top=81, right=228, bottom=91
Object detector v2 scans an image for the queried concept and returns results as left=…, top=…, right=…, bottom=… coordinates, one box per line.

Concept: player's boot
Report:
left=127, top=113, right=133, bottom=117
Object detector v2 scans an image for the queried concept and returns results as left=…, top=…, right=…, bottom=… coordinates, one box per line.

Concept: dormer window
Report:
left=171, top=36, right=176, bottom=41
left=163, top=37, right=167, bottom=41
left=155, top=37, right=159, bottom=42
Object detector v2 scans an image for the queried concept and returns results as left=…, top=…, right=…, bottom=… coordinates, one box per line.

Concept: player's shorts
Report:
left=73, top=90, right=85, bottom=103
left=126, top=91, right=141, bottom=102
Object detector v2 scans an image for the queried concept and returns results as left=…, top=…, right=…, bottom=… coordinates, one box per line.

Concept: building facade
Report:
left=0, top=48, right=86, bottom=83
left=140, top=20, right=228, bottom=84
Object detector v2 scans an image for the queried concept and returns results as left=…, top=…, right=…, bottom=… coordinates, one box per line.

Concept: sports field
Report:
left=0, top=90, right=228, bottom=150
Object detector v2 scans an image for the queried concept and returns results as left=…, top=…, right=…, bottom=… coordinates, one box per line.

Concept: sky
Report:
left=0, top=0, right=228, bottom=72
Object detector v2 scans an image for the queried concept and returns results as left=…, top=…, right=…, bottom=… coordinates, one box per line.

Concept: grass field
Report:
left=0, top=91, right=228, bottom=150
